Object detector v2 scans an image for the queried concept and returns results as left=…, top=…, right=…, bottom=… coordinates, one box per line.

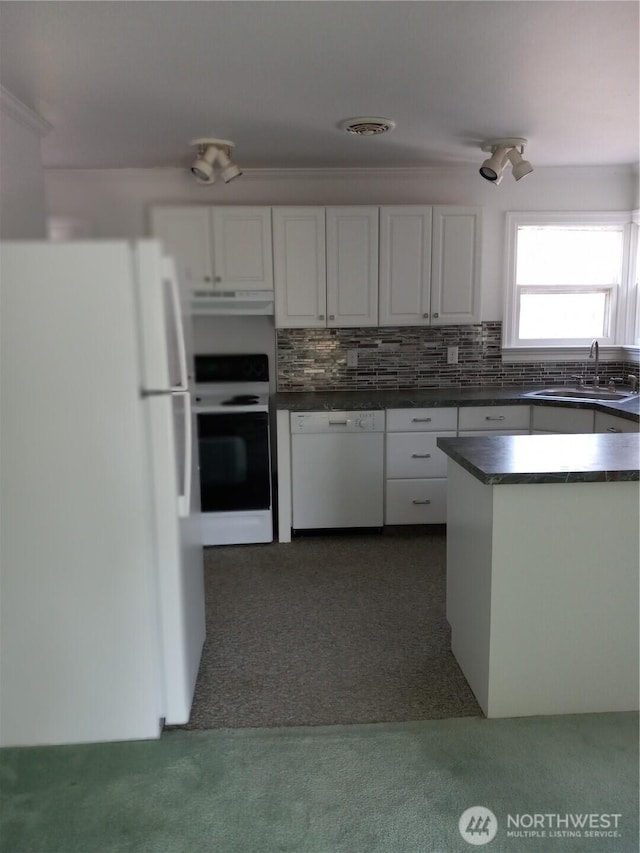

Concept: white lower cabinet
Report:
left=458, top=404, right=531, bottom=433
left=531, top=406, right=594, bottom=434
left=386, top=479, right=448, bottom=524
left=385, top=408, right=457, bottom=524
left=594, top=412, right=639, bottom=433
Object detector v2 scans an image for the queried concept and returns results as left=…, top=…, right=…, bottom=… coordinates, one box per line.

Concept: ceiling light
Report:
left=191, top=146, right=218, bottom=183
left=479, top=138, right=533, bottom=184
left=507, top=147, right=534, bottom=181
left=479, top=145, right=510, bottom=183
left=190, top=138, right=242, bottom=186
left=216, top=147, right=242, bottom=183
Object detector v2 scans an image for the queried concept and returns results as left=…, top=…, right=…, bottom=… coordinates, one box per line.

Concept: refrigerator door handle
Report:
left=163, top=257, right=189, bottom=392
left=174, top=390, right=192, bottom=519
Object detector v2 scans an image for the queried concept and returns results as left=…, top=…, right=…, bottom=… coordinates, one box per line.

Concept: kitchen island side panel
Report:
left=488, top=480, right=640, bottom=718
left=445, top=461, right=494, bottom=714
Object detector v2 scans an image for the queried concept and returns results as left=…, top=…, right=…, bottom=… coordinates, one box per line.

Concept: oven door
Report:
left=197, top=411, right=271, bottom=512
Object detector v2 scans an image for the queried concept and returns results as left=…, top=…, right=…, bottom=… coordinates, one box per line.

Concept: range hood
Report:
left=190, top=289, right=275, bottom=316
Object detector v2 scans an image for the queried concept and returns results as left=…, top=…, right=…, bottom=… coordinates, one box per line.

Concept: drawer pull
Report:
left=412, top=499, right=432, bottom=505
left=411, top=417, right=432, bottom=423
left=485, top=415, right=506, bottom=421
left=411, top=453, right=431, bottom=459
left=606, top=426, right=621, bottom=432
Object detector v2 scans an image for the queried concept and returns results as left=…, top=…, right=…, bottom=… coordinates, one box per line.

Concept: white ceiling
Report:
left=1, top=1, right=638, bottom=171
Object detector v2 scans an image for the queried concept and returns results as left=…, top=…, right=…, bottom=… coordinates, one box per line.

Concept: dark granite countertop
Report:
left=274, top=386, right=640, bottom=422
left=437, top=433, right=640, bottom=484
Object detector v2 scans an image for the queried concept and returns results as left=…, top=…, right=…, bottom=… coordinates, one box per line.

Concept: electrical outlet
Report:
left=347, top=349, right=358, bottom=368
left=447, top=346, right=459, bottom=365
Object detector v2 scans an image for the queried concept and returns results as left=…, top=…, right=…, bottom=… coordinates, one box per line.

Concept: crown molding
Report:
left=0, top=87, right=52, bottom=137
left=237, top=166, right=472, bottom=181
left=43, top=164, right=477, bottom=181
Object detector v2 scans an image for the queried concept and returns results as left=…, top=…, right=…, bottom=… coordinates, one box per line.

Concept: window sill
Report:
left=501, top=346, right=629, bottom=364
left=620, top=346, right=640, bottom=364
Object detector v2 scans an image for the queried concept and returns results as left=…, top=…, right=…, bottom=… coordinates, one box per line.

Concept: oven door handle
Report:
left=174, top=390, right=192, bottom=518
left=163, top=257, right=189, bottom=392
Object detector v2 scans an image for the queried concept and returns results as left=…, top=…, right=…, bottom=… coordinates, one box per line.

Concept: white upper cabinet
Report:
left=379, top=206, right=433, bottom=326
left=326, top=207, right=379, bottom=327
left=430, top=206, right=482, bottom=325
left=210, top=207, right=273, bottom=291
left=378, top=205, right=482, bottom=326
left=273, top=206, right=378, bottom=328
left=150, top=206, right=273, bottom=297
left=150, top=206, right=213, bottom=295
left=273, top=207, right=327, bottom=328
left=153, top=203, right=481, bottom=327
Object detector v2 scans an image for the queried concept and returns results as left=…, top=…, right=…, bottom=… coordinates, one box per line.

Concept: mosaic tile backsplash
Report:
left=276, top=323, right=640, bottom=391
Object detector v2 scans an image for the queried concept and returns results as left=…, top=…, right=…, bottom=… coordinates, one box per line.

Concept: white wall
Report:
left=45, top=164, right=636, bottom=320
left=193, top=315, right=276, bottom=391
left=0, top=89, right=51, bottom=239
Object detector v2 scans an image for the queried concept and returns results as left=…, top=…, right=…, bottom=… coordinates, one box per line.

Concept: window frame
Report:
left=503, top=211, right=636, bottom=361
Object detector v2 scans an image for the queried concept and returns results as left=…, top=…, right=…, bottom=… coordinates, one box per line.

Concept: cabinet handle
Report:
left=423, top=312, right=429, bottom=319
left=411, top=453, right=431, bottom=459
left=485, top=415, right=506, bottom=421
left=319, top=314, right=325, bottom=320
left=203, top=276, right=212, bottom=283
left=433, top=312, right=439, bottom=319
left=606, top=426, right=621, bottom=432
left=214, top=275, right=221, bottom=283
left=329, top=314, right=335, bottom=321
left=412, top=499, right=432, bottom=505
left=412, top=417, right=432, bottom=423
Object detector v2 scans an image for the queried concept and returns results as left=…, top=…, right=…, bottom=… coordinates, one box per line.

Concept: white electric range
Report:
left=192, top=354, right=273, bottom=545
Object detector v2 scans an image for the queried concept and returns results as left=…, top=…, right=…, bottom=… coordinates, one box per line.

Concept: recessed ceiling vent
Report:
left=339, top=117, right=396, bottom=136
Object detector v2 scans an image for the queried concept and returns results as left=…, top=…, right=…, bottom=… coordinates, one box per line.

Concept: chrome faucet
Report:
left=588, top=339, right=600, bottom=388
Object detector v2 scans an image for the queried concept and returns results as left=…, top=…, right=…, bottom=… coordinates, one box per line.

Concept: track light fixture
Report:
left=479, top=138, right=533, bottom=184
left=190, top=138, right=242, bottom=185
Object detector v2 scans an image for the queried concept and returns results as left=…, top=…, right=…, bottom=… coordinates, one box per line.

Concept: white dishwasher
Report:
left=290, top=410, right=385, bottom=530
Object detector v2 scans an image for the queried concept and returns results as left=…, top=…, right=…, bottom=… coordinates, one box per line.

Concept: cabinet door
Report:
left=149, top=206, right=213, bottom=297
left=272, top=207, right=327, bottom=328
left=594, top=412, right=639, bottom=433
left=326, top=207, right=379, bottom=327
left=531, top=406, right=594, bottom=434
left=379, top=206, right=432, bottom=326
left=211, top=207, right=273, bottom=291
left=431, top=206, right=482, bottom=325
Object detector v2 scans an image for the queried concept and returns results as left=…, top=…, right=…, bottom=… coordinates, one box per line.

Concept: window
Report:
left=504, top=212, right=637, bottom=354
left=630, top=211, right=640, bottom=346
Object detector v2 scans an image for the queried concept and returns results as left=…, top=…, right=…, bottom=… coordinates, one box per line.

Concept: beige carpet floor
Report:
left=183, top=526, right=482, bottom=730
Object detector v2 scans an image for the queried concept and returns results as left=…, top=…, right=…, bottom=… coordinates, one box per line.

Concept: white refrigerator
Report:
left=0, top=240, right=206, bottom=746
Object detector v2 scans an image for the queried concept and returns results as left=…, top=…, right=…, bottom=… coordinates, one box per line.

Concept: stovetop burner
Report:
left=222, top=394, right=260, bottom=406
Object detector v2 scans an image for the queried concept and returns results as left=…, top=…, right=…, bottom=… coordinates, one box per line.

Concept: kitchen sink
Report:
left=527, top=387, right=637, bottom=402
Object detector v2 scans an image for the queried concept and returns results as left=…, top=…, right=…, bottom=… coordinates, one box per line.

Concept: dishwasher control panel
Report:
left=290, top=410, right=385, bottom=433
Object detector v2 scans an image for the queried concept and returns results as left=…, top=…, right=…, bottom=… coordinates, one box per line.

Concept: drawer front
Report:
left=385, top=479, right=447, bottom=524
left=458, top=430, right=530, bottom=437
left=531, top=406, right=593, bottom=434
left=594, top=412, right=639, bottom=433
left=386, top=431, right=455, bottom=478
left=386, top=407, right=457, bottom=432
left=458, top=405, right=530, bottom=432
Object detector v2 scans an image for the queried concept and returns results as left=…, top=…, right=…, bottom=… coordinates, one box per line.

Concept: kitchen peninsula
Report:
left=437, top=432, right=640, bottom=718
